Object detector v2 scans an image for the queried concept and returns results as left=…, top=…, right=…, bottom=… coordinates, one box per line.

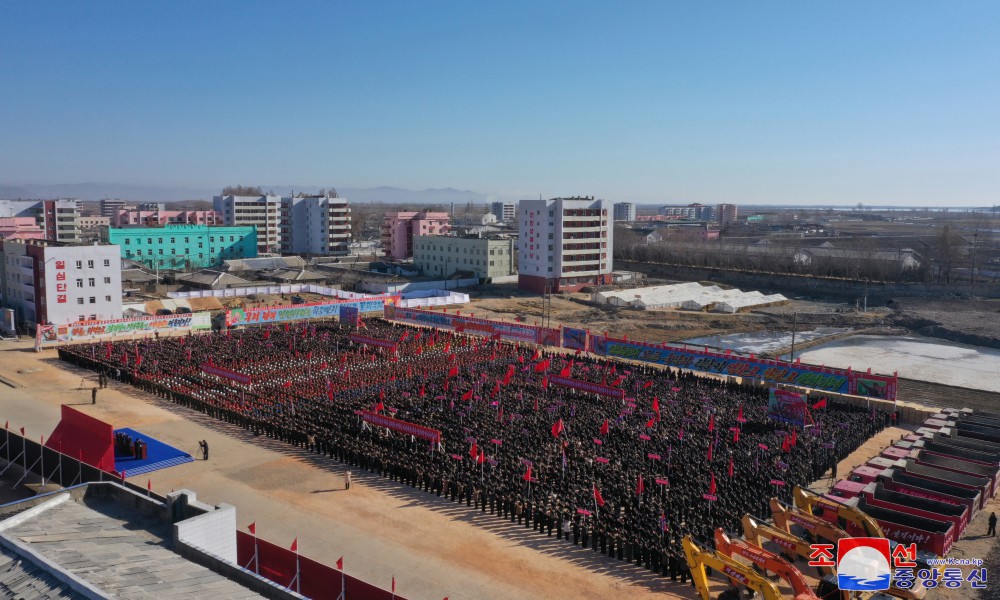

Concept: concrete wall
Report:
left=171, top=491, right=238, bottom=564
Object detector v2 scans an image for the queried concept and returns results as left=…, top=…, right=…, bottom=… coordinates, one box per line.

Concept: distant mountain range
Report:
left=0, top=182, right=491, bottom=205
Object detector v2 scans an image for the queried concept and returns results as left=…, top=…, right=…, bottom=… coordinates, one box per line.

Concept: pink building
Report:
left=113, top=209, right=222, bottom=227
left=381, top=211, right=450, bottom=259
left=0, top=217, right=45, bottom=241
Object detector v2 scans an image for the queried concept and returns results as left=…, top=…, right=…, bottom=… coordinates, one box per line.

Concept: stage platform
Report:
left=113, top=428, right=194, bottom=476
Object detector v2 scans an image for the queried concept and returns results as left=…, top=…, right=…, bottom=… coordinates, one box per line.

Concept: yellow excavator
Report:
left=793, top=486, right=883, bottom=537
left=743, top=515, right=927, bottom=600
left=684, top=535, right=784, bottom=600
left=713, top=528, right=820, bottom=600
left=771, top=497, right=851, bottom=544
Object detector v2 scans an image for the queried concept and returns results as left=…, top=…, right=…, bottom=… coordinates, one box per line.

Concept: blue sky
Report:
left=2, top=1, right=998, bottom=205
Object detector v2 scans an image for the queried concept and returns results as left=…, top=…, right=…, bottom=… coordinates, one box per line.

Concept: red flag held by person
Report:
left=542, top=376, right=548, bottom=390
left=708, top=414, right=714, bottom=432
left=477, top=449, right=486, bottom=464
left=522, top=465, right=533, bottom=481
left=611, top=375, right=624, bottom=387
left=462, top=388, right=473, bottom=402
left=732, top=428, right=740, bottom=443
left=532, top=349, right=541, bottom=361
left=551, top=418, right=564, bottom=437
left=709, top=473, right=717, bottom=496
left=737, top=404, right=744, bottom=421
left=728, top=455, right=734, bottom=478
left=790, top=428, right=797, bottom=447
left=652, top=397, right=660, bottom=419
left=375, top=401, right=384, bottom=413
left=469, top=442, right=478, bottom=459
left=707, top=443, right=713, bottom=462
left=643, top=381, right=653, bottom=389
left=812, top=398, right=827, bottom=410
left=600, top=419, right=609, bottom=436
left=593, top=484, right=606, bottom=507
left=645, top=417, right=656, bottom=429
left=636, top=474, right=645, bottom=495
left=448, top=366, right=459, bottom=378
left=781, top=435, right=791, bottom=453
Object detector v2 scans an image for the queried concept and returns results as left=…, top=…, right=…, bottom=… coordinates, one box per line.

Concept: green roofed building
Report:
left=104, top=224, right=257, bottom=270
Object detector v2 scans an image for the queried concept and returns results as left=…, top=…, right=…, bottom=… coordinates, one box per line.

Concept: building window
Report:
left=170, top=238, right=175, bottom=243
left=79, top=315, right=85, bottom=321
left=159, top=249, right=164, bottom=255
left=88, top=278, right=95, bottom=287
left=77, top=297, right=84, bottom=305
left=104, top=277, right=111, bottom=284
left=185, top=237, right=189, bottom=243
left=89, top=297, right=95, bottom=304
left=75, top=260, right=82, bottom=269
left=158, top=238, right=163, bottom=244
left=199, top=242, right=203, bottom=248
left=76, top=279, right=83, bottom=288
left=105, top=295, right=111, bottom=302
left=125, top=239, right=130, bottom=245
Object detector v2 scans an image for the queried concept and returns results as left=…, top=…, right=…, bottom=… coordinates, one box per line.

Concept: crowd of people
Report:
left=59, top=317, right=890, bottom=582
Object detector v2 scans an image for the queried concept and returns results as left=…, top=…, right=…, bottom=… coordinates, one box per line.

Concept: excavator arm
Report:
left=794, top=486, right=884, bottom=537
left=714, top=528, right=818, bottom=600
left=683, top=535, right=784, bottom=600
left=742, top=514, right=835, bottom=576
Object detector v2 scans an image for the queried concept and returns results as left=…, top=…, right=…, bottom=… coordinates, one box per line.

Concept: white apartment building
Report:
left=0, top=199, right=81, bottom=243
left=213, top=194, right=283, bottom=254
left=517, top=196, right=613, bottom=293
left=613, top=202, right=637, bottom=222
left=0, top=239, right=122, bottom=327
left=413, top=234, right=516, bottom=282
left=281, top=194, right=352, bottom=256
left=490, top=202, right=516, bottom=224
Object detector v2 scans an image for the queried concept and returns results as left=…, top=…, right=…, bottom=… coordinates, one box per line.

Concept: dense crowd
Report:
left=59, top=318, right=890, bottom=582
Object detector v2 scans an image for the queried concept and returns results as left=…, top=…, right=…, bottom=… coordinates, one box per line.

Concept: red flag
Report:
left=790, top=429, right=797, bottom=447
left=19, top=427, right=24, bottom=436
left=282, top=381, right=292, bottom=388
left=477, top=449, right=486, bottom=464
left=551, top=418, right=564, bottom=437
left=709, top=473, right=717, bottom=496
left=503, top=364, right=515, bottom=385
left=652, top=397, right=660, bottom=418
left=542, top=376, right=548, bottom=390
left=593, top=484, right=606, bottom=507
left=469, top=442, right=478, bottom=460
left=600, top=419, right=609, bottom=436
left=781, top=436, right=791, bottom=453
left=811, top=398, right=827, bottom=410
left=248, top=522, right=256, bottom=535
left=708, top=414, right=714, bottom=432
left=728, top=455, right=734, bottom=478
left=290, top=538, right=298, bottom=553
left=522, top=465, right=533, bottom=481
left=559, top=364, right=571, bottom=378
left=534, top=359, right=550, bottom=373
left=462, top=389, right=473, bottom=402
left=419, top=384, right=426, bottom=397
left=444, top=342, right=450, bottom=353
left=642, top=381, right=653, bottom=389
left=392, top=577, right=396, bottom=593
left=737, top=405, right=744, bottom=421
left=147, top=479, right=152, bottom=491
left=380, top=388, right=385, bottom=401
left=611, top=375, right=624, bottom=387
left=733, top=428, right=740, bottom=443
left=448, top=366, right=459, bottom=378
left=336, top=556, right=343, bottom=571
left=375, top=401, right=384, bottom=413
left=707, top=443, right=713, bottom=462
left=645, top=417, right=656, bottom=429
left=532, top=349, right=541, bottom=361
left=635, top=474, right=645, bottom=495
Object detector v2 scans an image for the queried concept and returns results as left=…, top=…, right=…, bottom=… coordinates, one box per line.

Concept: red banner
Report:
left=200, top=363, right=254, bottom=385
left=349, top=334, right=399, bottom=351
left=547, top=375, right=625, bottom=400
left=360, top=410, right=441, bottom=442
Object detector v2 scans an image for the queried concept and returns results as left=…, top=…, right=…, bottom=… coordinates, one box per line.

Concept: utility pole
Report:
left=789, top=311, right=797, bottom=362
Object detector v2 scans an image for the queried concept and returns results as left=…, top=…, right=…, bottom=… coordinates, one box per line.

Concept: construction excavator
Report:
left=742, top=515, right=927, bottom=600
left=771, top=497, right=851, bottom=544
left=713, top=528, right=820, bottom=600
left=684, top=535, right=784, bottom=600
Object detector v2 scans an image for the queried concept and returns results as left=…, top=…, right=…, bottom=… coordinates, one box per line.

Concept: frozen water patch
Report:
left=685, top=328, right=850, bottom=354
left=785, top=335, right=1000, bottom=393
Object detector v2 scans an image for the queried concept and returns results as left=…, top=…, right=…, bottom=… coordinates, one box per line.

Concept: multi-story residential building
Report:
left=112, top=209, right=222, bottom=227
left=517, top=196, right=613, bottom=293
left=0, top=199, right=80, bottom=243
left=78, top=216, right=110, bottom=230
left=280, top=194, right=352, bottom=256
left=413, top=234, right=516, bottom=282
left=136, top=202, right=166, bottom=212
left=381, top=211, right=450, bottom=260
left=99, top=199, right=131, bottom=217
left=0, top=239, right=122, bottom=327
left=104, top=224, right=257, bottom=270
left=0, top=217, right=45, bottom=241
left=716, top=203, right=739, bottom=224
left=613, top=202, right=637, bottom=222
left=659, top=203, right=714, bottom=220
left=213, top=194, right=283, bottom=254
left=490, top=201, right=516, bottom=224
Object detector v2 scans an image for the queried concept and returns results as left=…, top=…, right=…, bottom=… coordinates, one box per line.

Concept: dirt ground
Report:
left=3, top=340, right=1000, bottom=600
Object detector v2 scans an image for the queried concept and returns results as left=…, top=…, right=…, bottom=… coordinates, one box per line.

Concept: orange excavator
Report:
left=793, top=486, right=883, bottom=537
left=713, top=528, right=819, bottom=600
left=742, top=515, right=927, bottom=600
left=683, top=535, right=784, bottom=600
left=771, top=497, right=851, bottom=544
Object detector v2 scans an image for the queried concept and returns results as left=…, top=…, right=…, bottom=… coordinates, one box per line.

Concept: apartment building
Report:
left=280, top=194, right=352, bottom=256
left=490, top=201, right=516, bottom=224
left=613, top=202, right=637, bottom=222
left=413, top=234, right=515, bottom=282
left=381, top=211, right=450, bottom=259
left=0, top=239, right=122, bottom=326
left=213, top=194, right=283, bottom=254
left=99, top=199, right=131, bottom=217
left=113, top=209, right=222, bottom=227
left=104, top=224, right=257, bottom=270
left=0, top=199, right=81, bottom=243
left=517, top=196, right=613, bottom=293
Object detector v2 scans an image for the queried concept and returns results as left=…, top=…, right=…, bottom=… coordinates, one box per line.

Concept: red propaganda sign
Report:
left=639, top=434, right=651, bottom=441
left=655, top=478, right=670, bottom=485
left=577, top=508, right=592, bottom=516
left=702, top=494, right=718, bottom=501
left=360, top=410, right=441, bottom=443
left=648, top=453, right=662, bottom=460
left=201, top=363, right=254, bottom=385
left=595, top=457, right=610, bottom=464
left=349, top=334, right=398, bottom=351
left=770, top=479, right=786, bottom=486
